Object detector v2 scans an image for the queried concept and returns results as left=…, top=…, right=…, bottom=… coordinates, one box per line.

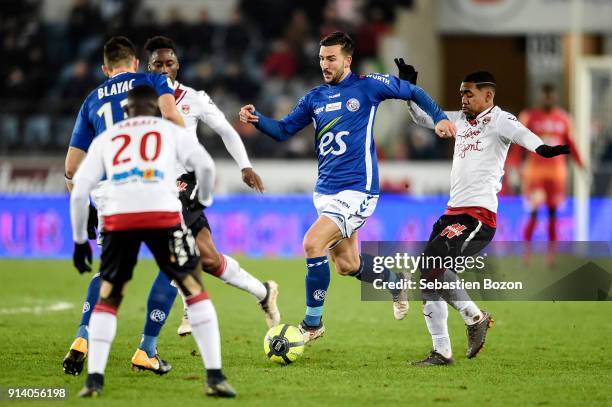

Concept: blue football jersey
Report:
left=69, top=72, right=174, bottom=151
left=255, top=71, right=447, bottom=195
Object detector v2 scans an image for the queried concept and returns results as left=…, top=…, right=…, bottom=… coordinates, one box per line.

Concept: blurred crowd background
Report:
left=1, top=0, right=612, bottom=195
left=1, top=0, right=420, bottom=159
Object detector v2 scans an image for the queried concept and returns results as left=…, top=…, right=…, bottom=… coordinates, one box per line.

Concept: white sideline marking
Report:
left=0, top=301, right=74, bottom=315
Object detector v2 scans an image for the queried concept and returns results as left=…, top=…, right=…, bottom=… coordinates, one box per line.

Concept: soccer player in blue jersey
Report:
left=240, top=31, right=456, bottom=342
left=62, top=36, right=185, bottom=376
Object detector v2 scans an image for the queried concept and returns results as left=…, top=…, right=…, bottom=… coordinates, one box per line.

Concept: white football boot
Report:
left=259, top=281, right=281, bottom=328
left=298, top=321, right=325, bottom=343
left=392, top=272, right=410, bottom=320
left=177, top=307, right=192, bottom=336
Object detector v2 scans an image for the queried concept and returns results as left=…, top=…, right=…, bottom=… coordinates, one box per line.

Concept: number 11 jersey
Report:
left=69, top=71, right=174, bottom=152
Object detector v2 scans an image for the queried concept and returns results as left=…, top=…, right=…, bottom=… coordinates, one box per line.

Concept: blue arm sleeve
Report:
left=254, top=112, right=293, bottom=141
left=69, top=101, right=95, bottom=151
left=149, top=73, right=174, bottom=96
left=254, top=95, right=312, bottom=142
left=410, top=86, right=448, bottom=124
left=366, top=74, right=413, bottom=102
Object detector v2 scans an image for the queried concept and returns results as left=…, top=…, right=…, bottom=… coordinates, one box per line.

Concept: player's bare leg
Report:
left=334, top=234, right=410, bottom=320
left=177, top=227, right=279, bottom=337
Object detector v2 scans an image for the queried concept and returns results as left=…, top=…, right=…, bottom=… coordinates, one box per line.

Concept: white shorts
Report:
left=313, top=190, right=379, bottom=239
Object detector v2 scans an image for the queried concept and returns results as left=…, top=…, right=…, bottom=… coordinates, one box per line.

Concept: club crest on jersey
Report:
left=346, top=98, right=360, bottom=112
left=440, top=223, right=467, bottom=238
left=325, top=102, right=342, bottom=112
left=181, top=104, right=190, bottom=114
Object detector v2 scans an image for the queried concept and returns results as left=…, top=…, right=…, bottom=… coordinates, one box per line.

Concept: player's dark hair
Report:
left=126, top=86, right=159, bottom=117
left=463, top=71, right=496, bottom=90
left=320, top=31, right=354, bottom=56
left=103, top=36, right=137, bottom=69
left=144, top=35, right=177, bottom=55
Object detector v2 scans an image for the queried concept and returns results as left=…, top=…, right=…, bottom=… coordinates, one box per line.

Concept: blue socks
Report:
left=304, top=256, right=330, bottom=327
left=140, top=271, right=178, bottom=357
left=75, top=273, right=102, bottom=341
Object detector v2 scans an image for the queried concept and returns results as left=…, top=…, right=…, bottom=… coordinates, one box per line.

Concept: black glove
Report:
left=535, top=144, right=570, bottom=158
left=87, top=204, right=98, bottom=240
left=394, top=57, right=418, bottom=85
left=73, top=242, right=93, bottom=274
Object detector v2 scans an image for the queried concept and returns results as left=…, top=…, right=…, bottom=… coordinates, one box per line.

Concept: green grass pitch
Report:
left=0, top=259, right=610, bottom=406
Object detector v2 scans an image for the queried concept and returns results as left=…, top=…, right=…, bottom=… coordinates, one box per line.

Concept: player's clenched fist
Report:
left=435, top=119, right=457, bottom=138
left=239, top=104, right=259, bottom=124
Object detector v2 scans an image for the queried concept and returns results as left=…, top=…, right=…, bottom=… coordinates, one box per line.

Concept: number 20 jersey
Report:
left=69, top=72, right=174, bottom=152
left=75, top=116, right=202, bottom=223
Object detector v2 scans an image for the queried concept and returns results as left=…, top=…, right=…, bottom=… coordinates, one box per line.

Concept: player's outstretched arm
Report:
left=393, top=58, right=457, bottom=138
left=199, top=95, right=264, bottom=192
left=64, top=146, right=87, bottom=191
left=239, top=98, right=310, bottom=142
left=159, top=94, right=185, bottom=127
left=239, top=104, right=293, bottom=141
left=242, top=168, right=265, bottom=193
left=535, top=144, right=570, bottom=158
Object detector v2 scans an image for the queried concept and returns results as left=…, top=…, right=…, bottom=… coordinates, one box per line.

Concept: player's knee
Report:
left=303, top=235, right=326, bottom=258
left=98, top=281, right=123, bottom=309
left=201, top=253, right=221, bottom=274
left=178, top=274, right=203, bottom=297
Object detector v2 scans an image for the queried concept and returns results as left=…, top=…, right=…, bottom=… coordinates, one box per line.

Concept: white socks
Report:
left=217, top=255, right=267, bottom=302
left=187, top=296, right=222, bottom=370
left=448, top=300, right=483, bottom=326
left=88, top=308, right=117, bottom=375
left=423, top=300, right=452, bottom=358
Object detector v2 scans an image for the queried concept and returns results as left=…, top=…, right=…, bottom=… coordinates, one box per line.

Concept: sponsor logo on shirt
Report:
left=346, top=98, right=360, bottom=112
left=111, top=167, right=165, bottom=183
left=328, top=93, right=341, bottom=98
left=325, top=102, right=342, bottom=112
left=314, top=106, right=324, bottom=115
left=366, top=73, right=390, bottom=85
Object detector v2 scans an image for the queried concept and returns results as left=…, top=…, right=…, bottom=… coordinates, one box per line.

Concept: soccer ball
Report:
left=263, top=324, right=304, bottom=365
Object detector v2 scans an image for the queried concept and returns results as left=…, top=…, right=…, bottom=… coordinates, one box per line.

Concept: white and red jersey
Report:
left=172, top=81, right=251, bottom=173
left=71, top=116, right=214, bottom=242
left=411, top=104, right=544, bottom=227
